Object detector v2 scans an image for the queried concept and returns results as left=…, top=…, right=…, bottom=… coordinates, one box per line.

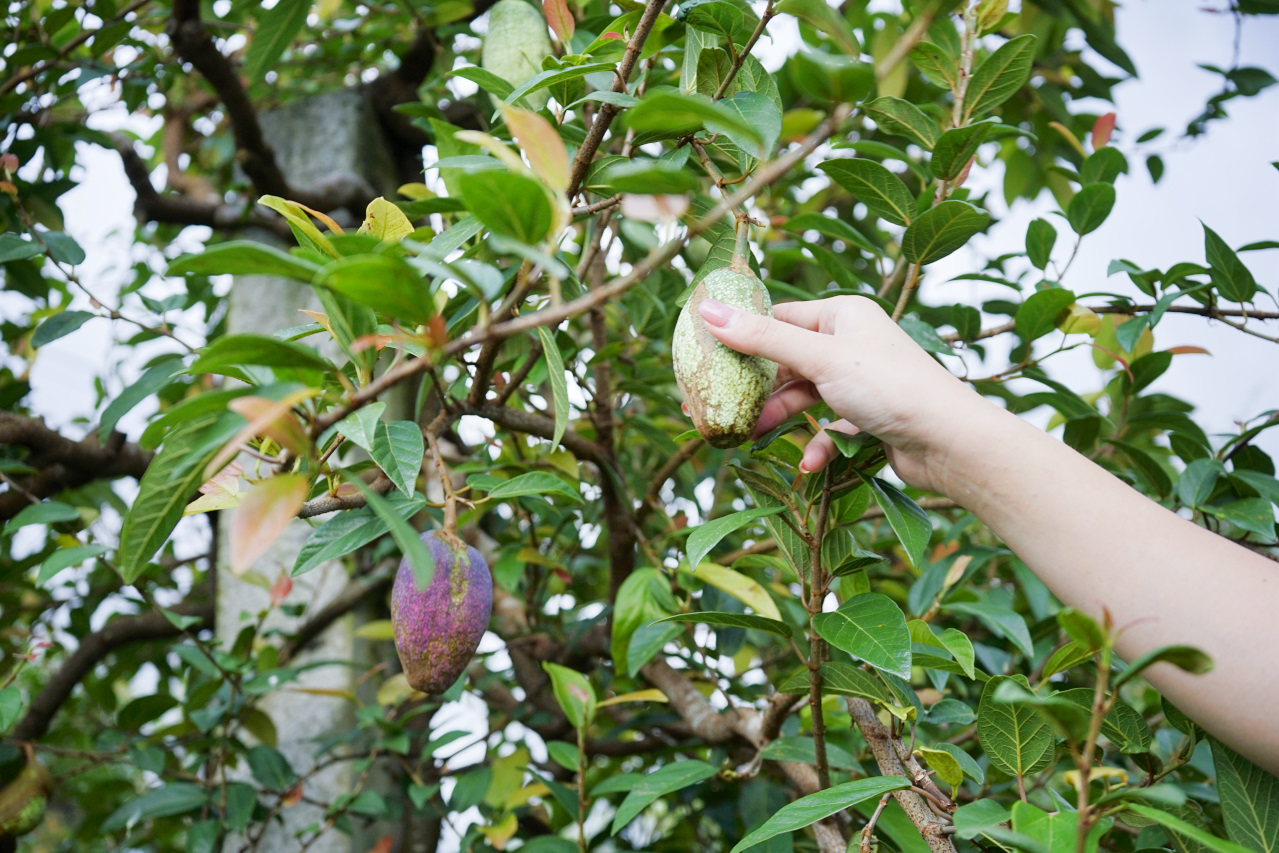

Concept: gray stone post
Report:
left=218, top=89, right=402, bottom=853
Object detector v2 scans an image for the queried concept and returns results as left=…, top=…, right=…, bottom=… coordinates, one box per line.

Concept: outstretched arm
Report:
left=696, top=294, right=1279, bottom=776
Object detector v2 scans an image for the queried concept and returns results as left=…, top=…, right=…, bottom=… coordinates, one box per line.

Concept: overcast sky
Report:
left=20, top=2, right=1279, bottom=460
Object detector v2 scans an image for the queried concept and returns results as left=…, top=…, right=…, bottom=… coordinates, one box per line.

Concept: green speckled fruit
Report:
left=481, top=0, right=553, bottom=110
left=673, top=260, right=778, bottom=448
left=0, top=759, right=51, bottom=838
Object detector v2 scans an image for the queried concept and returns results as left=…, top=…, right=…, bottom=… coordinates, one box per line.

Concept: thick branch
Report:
left=847, top=698, right=956, bottom=853
left=0, top=413, right=153, bottom=520
left=565, top=0, right=669, bottom=198
left=113, top=135, right=293, bottom=237
left=12, top=586, right=214, bottom=743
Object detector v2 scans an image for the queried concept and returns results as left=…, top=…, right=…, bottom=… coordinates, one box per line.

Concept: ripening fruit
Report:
left=673, top=259, right=779, bottom=448
left=391, top=531, right=493, bottom=694
left=481, top=0, right=553, bottom=110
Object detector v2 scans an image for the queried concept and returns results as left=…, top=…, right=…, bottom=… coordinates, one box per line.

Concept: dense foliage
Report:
left=2, top=1, right=1278, bottom=852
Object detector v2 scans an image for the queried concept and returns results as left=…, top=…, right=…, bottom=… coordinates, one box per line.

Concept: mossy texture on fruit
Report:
left=0, top=759, right=51, bottom=838
left=673, top=262, right=778, bottom=448
left=480, top=0, right=553, bottom=110
left=391, top=531, right=493, bottom=695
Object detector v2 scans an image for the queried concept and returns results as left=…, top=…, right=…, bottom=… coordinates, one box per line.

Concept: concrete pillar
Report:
left=218, top=89, right=403, bottom=853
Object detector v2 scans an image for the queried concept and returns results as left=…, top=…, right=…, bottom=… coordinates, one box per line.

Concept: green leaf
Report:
left=1114, top=644, right=1213, bottom=688
left=1026, top=218, right=1057, bottom=270
left=244, top=0, right=310, bottom=81
left=293, top=495, right=424, bottom=576
left=536, top=326, right=570, bottom=449
left=977, top=675, right=1055, bottom=777
left=1203, top=223, right=1259, bottom=303
left=189, top=333, right=335, bottom=377
left=344, top=476, right=434, bottom=589
left=316, top=255, right=435, bottom=326
left=685, top=506, right=785, bottom=572
left=99, top=360, right=183, bottom=443
left=598, top=159, right=701, bottom=194
left=917, top=745, right=964, bottom=793
left=953, top=799, right=1012, bottom=840
left=37, top=543, right=110, bottom=586
left=1203, top=498, right=1276, bottom=539
left=943, top=600, right=1035, bottom=658
left=759, top=737, right=861, bottom=771
left=728, top=777, right=911, bottom=853
left=860, top=475, right=932, bottom=568
left=504, top=61, right=617, bottom=107
left=818, top=158, right=915, bottom=226
left=102, top=782, right=209, bottom=831
left=612, top=568, right=677, bottom=676
left=611, top=761, right=718, bottom=834
left=4, top=500, right=81, bottom=534
left=469, top=472, right=583, bottom=503
left=118, top=417, right=221, bottom=583
left=1016, top=288, right=1076, bottom=342
left=1210, top=737, right=1279, bottom=853
left=781, top=212, right=881, bottom=256
left=542, top=662, right=596, bottom=729
left=902, top=200, right=990, bottom=265
left=371, top=421, right=424, bottom=498
left=0, top=234, right=42, bottom=263
left=31, top=310, right=96, bottom=347
left=335, top=401, right=388, bottom=455
left=167, top=241, right=321, bottom=281
left=1126, top=804, right=1254, bottom=853
left=775, top=0, right=860, bottom=56
left=457, top=171, right=553, bottom=245
left=657, top=611, right=792, bottom=637
left=715, top=91, right=782, bottom=160
left=450, top=66, right=514, bottom=102
left=39, top=229, right=85, bottom=265
left=865, top=96, right=939, bottom=150
left=246, top=745, right=295, bottom=791
left=0, top=687, right=22, bottom=734
left=931, top=120, right=994, bottom=179
left=627, top=91, right=761, bottom=145
left=964, top=34, right=1038, bottom=120
left=910, top=41, right=958, bottom=89
left=1057, top=607, right=1105, bottom=650
left=1067, top=183, right=1117, bottom=235
left=812, top=593, right=912, bottom=679
left=776, top=662, right=893, bottom=704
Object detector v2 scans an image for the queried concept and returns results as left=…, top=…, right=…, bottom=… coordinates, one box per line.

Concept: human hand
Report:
left=695, top=294, right=986, bottom=492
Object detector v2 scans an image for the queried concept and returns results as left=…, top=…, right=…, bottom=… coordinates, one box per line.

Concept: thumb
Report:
left=697, top=298, right=830, bottom=376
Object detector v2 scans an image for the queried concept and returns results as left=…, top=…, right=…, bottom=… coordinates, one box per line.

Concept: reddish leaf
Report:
left=229, top=474, right=309, bottom=574
left=0, top=152, right=17, bottom=173
left=282, top=783, right=304, bottom=807
left=269, top=571, right=294, bottom=607
left=227, top=396, right=311, bottom=457
left=543, top=0, right=574, bottom=42
left=427, top=315, right=448, bottom=348
left=209, top=388, right=317, bottom=477
left=502, top=105, right=571, bottom=192
left=1167, top=345, right=1211, bottom=355
left=199, top=460, right=244, bottom=496
left=1092, top=112, right=1116, bottom=149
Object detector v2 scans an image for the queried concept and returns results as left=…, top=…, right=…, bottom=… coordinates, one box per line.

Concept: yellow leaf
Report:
left=1057, top=303, right=1101, bottom=336
left=258, top=196, right=339, bottom=258
left=1064, top=766, right=1127, bottom=787
left=687, top=561, right=782, bottom=620
left=504, top=782, right=549, bottom=810
left=376, top=673, right=425, bottom=707
left=287, top=687, right=358, bottom=701
left=359, top=197, right=414, bottom=242
left=477, top=812, right=518, bottom=849
left=397, top=182, right=436, bottom=200
left=597, top=688, right=669, bottom=708
left=483, top=747, right=530, bottom=809
left=355, top=619, right=396, bottom=641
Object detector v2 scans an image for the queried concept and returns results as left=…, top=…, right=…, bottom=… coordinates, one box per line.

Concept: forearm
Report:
left=934, top=401, right=1279, bottom=774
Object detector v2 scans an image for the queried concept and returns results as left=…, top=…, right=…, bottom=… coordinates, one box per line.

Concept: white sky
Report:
left=18, top=2, right=1279, bottom=460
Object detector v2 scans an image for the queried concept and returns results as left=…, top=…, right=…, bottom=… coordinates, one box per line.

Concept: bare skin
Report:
left=697, top=293, right=1279, bottom=776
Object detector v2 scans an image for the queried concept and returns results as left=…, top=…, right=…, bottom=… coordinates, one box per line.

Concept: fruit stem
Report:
left=730, top=213, right=753, bottom=274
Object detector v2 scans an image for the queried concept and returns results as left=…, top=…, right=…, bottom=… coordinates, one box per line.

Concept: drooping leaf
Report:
left=812, top=593, right=912, bottom=679
left=728, top=777, right=911, bottom=852
left=611, top=761, right=719, bottom=834
left=859, top=475, right=932, bottom=568
left=536, top=326, right=571, bottom=449
left=685, top=506, right=786, bottom=571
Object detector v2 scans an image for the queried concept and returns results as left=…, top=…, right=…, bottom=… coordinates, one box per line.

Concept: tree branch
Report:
left=0, top=413, right=153, bottom=521
left=280, top=567, right=396, bottom=665
left=12, top=585, right=214, bottom=743
left=565, top=0, right=669, bottom=198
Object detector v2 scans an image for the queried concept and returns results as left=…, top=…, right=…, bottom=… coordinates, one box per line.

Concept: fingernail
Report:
left=699, top=298, right=734, bottom=327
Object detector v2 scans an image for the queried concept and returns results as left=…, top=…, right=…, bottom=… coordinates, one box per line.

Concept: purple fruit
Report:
left=391, top=530, right=493, bottom=694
